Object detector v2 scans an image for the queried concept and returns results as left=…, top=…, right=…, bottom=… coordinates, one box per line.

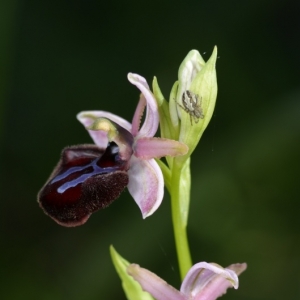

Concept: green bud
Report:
left=176, top=47, right=218, bottom=159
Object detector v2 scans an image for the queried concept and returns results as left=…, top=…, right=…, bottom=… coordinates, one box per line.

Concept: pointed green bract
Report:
left=152, top=77, right=177, bottom=141
left=169, top=81, right=180, bottom=130
left=110, top=246, right=154, bottom=300
left=155, top=158, right=171, bottom=192
left=153, top=77, right=179, bottom=169
left=152, top=76, right=164, bottom=106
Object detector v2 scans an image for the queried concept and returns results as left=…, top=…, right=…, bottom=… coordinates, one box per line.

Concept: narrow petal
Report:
left=128, top=73, right=159, bottom=138
left=127, top=156, right=163, bottom=218
left=180, top=262, right=247, bottom=300
left=134, top=137, right=188, bottom=159
left=131, top=94, right=146, bottom=136
left=127, top=264, right=185, bottom=300
left=77, top=111, right=132, bottom=147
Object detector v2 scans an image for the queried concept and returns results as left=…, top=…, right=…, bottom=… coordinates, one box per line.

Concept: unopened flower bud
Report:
left=174, top=47, right=218, bottom=160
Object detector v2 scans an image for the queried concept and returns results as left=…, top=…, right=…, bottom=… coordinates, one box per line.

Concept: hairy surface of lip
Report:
left=38, top=142, right=129, bottom=226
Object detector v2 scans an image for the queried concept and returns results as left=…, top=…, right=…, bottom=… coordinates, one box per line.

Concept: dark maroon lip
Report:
left=38, top=142, right=130, bottom=226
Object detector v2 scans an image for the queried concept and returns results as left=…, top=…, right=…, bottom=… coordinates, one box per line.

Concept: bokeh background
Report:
left=1, top=0, right=300, bottom=299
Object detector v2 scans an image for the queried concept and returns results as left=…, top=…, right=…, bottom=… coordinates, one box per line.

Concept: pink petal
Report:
left=77, top=111, right=132, bottom=147
left=180, top=262, right=247, bottom=300
left=127, top=264, right=185, bottom=300
left=127, top=73, right=159, bottom=138
left=127, top=156, right=163, bottom=218
left=134, top=137, right=188, bottom=159
left=194, top=264, right=246, bottom=300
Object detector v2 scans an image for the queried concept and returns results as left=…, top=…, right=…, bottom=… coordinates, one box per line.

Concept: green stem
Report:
left=170, top=159, right=192, bottom=280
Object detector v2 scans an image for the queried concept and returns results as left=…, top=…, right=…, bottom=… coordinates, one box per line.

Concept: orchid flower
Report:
left=38, top=73, right=187, bottom=226
left=127, top=261, right=247, bottom=300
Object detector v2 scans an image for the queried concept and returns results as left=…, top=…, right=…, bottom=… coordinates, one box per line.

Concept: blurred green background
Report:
left=1, top=0, right=300, bottom=299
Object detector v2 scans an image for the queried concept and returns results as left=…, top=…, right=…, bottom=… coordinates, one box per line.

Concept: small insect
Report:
left=177, top=90, right=204, bottom=125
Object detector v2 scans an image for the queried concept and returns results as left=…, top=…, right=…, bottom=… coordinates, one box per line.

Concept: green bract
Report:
left=110, top=246, right=154, bottom=300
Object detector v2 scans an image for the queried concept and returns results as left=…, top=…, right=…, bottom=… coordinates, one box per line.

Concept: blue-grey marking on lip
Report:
left=51, top=158, right=120, bottom=194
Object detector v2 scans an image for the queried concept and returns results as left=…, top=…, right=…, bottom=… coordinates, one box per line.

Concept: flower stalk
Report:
left=170, top=158, right=192, bottom=279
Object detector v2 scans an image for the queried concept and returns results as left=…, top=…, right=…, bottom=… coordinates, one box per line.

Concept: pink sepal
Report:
left=181, top=262, right=246, bottom=299
left=127, top=264, right=185, bottom=300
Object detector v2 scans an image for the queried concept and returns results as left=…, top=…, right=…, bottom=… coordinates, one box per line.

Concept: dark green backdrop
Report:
left=1, top=0, right=300, bottom=299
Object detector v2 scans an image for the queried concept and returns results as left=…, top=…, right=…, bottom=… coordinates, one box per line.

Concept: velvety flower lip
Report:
left=38, top=143, right=129, bottom=227
left=127, top=261, right=247, bottom=300
left=77, top=73, right=188, bottom=218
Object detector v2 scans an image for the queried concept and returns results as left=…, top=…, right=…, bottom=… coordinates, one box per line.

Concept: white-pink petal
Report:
left=127, top=156, right=163, bottom=218
left=127, top=264, right=185, bottom=300
left=180, top=262, right=246, bottom=300
left=134, top=137, right=188, bottom=159
left=195, top=263, right=246, bottom=300
left=127, top=73, right=159, bottom=138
